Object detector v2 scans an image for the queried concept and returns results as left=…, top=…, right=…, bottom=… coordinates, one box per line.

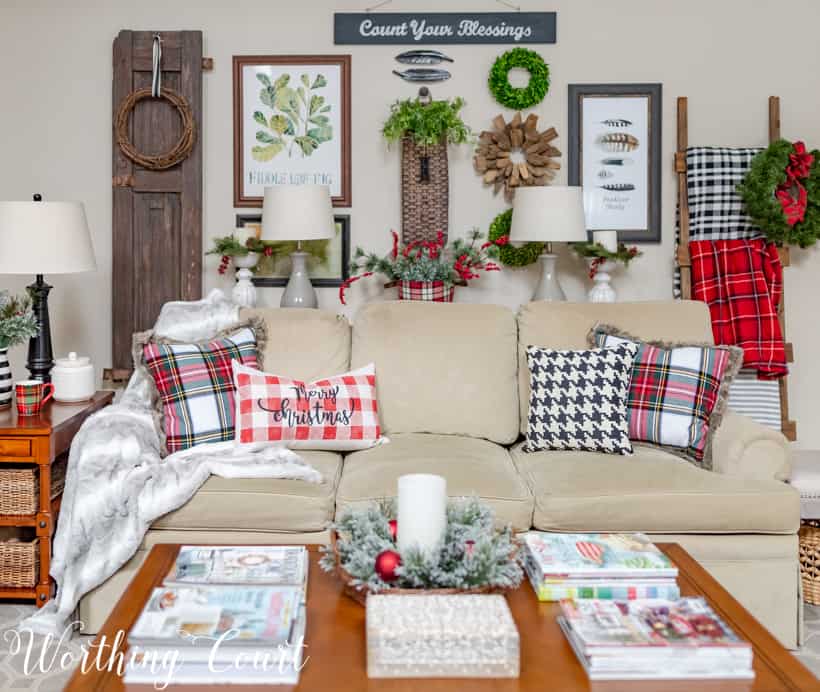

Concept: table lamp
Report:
left=262, top=185, right=335, bottom=309
left=509, top=186, right=588, bottom=301
left=0, top=195, right=96, bottom=382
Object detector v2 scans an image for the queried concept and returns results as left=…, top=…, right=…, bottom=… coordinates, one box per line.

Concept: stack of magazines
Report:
left=125, top=545, right=309, bottom=686
left=522, top=532, right=680, bottom=601
left=558, top=597, right=754, bottom=680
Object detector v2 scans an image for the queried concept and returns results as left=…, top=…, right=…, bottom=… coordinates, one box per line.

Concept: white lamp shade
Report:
left=509, top=186, right=588, bottom=244
left=0, top=201, right=96, bottom=274
left=261, top=185, right=336, bottom=242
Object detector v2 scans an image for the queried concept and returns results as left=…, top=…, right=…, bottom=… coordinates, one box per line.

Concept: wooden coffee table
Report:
left=66, top=543, right=816, bottom=691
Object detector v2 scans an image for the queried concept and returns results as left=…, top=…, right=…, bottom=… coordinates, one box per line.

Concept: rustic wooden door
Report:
left=112, top=30, right=203, bottom=374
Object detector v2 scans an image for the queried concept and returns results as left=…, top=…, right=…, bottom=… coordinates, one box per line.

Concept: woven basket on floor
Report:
left=401, top=138, right=449, bottom=245
left=0, top=457, right=67, bottom=515
left=799, top=520, right=820, bottom=605
left=0, top=538, right=38, bottom=588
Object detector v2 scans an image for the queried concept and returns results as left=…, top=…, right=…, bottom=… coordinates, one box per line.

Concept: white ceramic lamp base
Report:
left=533, top=253, right=566, bottom=302
left=281, top=251, right=318, bottom=309
left=587, top=259, right=617, bottom=303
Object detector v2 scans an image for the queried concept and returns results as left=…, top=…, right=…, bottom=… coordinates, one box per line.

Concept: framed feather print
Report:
left=233, top=55, right=352, bottom=207
left=568, top=83, right=662, bottom=243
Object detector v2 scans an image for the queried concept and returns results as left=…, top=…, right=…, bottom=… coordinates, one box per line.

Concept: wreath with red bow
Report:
left=737, top=139, right=820, bottom=247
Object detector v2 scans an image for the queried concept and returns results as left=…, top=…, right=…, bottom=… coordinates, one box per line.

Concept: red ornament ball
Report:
left=374, top=549, right=402, bottom=582
left=388, top=519, right=398, bottom=542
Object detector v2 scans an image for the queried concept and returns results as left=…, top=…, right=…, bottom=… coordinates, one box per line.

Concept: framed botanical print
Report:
left=233, top=55, right=351, bottom=207
left=237, top=213, right=351, bottom=288
left=568, top=83, right=662, bottom=243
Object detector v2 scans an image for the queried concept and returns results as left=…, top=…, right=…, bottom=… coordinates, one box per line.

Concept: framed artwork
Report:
left=568, top=83, right=662, bottom=243
left=237, top=214, right=351, bottom=288
left=233, top=55, right=352, bottom=207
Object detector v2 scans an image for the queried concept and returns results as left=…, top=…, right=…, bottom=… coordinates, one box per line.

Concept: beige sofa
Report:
left=80, top=300, right=801, bottom=648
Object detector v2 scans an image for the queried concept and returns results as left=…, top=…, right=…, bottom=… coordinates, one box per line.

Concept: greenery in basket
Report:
left=382, top=97, right=473, bottom=147
left=207, top=234, right=329, bottom=276
left=339, top=229, right=505, bottom=304
left=320, top=497, right=523, bottom=593
left=0, top=291, right=38, bottom=350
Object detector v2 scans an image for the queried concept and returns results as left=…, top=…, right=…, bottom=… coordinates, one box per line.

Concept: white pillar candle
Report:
left=397, top=474, right=447, bottom=557
left=593, top=230, right=618, bottom=253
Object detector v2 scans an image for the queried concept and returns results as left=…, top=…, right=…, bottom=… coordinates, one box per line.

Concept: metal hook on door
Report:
left=151, top=34, right=162, bottom=97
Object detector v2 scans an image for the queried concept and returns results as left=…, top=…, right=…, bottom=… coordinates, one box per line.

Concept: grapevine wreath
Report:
left=737, top=139, right=820, bottom=248
left=488, top=47, right=550, bottom=110
left=488, top=209, right=544, bottom=267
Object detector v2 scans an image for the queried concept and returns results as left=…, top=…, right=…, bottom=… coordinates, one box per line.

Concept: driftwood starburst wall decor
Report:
left=473, top=112, right=561, bottom=201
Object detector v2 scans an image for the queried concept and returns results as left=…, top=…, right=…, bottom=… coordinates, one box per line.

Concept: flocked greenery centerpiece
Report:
left=339, top=229, right=505, bottom=304
left=320, top=497, right=522, bottom=604
left=382, top=97, right=473, bottom=146
left=0, top=291, right=38, bottom=350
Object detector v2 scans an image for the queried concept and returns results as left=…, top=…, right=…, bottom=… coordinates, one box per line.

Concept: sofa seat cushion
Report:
left=336, top=433, right=533, bottom=530
left=152, top=450, right=342, bottom=533
left=511, top=443, right=799, bottom=534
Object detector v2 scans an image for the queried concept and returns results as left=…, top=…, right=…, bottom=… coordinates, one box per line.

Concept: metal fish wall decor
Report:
left=395, top=49, right=454, bottom=65
left=392, top=68, right=451, bottom=82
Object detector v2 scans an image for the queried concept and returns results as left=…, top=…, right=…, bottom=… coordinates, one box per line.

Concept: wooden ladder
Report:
left=675, top=96, right=796, bottom=441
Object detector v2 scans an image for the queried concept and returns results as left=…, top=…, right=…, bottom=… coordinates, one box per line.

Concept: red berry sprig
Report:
left=217, top=255, right=230, bottom=275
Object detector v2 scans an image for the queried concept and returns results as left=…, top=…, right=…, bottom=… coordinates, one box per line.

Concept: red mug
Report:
left=15, top=380, right=54, bottom=416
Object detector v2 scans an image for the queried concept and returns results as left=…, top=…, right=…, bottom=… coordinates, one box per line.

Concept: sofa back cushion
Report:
left=352, top=302, right=519, bottom=444
left=517, top=301, right=714, bottom=435
left=239, top=307, right=351, bottom=381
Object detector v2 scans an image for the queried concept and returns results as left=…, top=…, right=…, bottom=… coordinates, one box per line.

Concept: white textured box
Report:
left=366, top=594, right=520, bottom=678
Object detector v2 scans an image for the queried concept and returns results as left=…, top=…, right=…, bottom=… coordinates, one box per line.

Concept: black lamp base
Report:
left=27, top=274, right=54, bottom=383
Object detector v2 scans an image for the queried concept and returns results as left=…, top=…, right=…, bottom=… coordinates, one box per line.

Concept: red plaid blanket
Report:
left=690, top=239, right=786, bottom=379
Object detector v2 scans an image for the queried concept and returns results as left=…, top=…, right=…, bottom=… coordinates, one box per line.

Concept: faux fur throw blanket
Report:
left=20, top=291, right=322, bottom=636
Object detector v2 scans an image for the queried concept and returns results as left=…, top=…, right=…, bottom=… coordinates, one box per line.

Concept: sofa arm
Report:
left=710, top=411, right=791, bottom=481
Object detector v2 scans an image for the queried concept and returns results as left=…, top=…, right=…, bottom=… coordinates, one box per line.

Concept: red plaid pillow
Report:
left=232, top=360, right=383, bottom=450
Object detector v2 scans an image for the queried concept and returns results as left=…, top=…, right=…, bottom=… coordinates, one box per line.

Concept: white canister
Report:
left=52, top=352, right=95, bottom=402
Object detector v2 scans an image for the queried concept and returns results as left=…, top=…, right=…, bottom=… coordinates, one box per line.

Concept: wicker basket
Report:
left=800, top=520, right=820, bottom=605
left=0, top=457, right=67, bottom=515
left=330, top=531, right=512, bottom=606
left=401, top=138, right=449, bottom=245
left=0, top=538, right=38, bottom=588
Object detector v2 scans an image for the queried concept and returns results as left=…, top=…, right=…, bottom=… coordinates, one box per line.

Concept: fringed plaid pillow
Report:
left=142, top=327, right=259, bottom=454
left=589, top=325, right=743, bottom=468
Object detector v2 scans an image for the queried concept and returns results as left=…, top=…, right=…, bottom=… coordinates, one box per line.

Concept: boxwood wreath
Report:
left=488, top=209, right=544, bottom=266
left=488, top=47, right=550, bottom=110
left=736, top=139, right=820, bottom=248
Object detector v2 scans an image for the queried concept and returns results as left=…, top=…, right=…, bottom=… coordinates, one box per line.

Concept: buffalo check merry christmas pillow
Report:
left=231, top=360, right=383, bottom=451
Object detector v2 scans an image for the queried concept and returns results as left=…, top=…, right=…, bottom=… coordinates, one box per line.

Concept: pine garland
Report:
left=737, top=139, right=820, bottom=248
left=320, top=497, right=523, bottom=593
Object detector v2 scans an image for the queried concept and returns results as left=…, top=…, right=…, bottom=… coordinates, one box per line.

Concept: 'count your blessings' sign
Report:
left=334, top=12, right=557, bottom=45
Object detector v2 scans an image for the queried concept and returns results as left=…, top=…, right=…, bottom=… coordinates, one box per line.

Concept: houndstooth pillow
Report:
left=525, top=342, right=638, bottom=455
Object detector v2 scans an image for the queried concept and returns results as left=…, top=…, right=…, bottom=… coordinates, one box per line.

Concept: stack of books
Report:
left=558, top=597, right=754, bottom=680
left=124, top=545, right=309, bottom=686
left=522, top=532, right=680, bottom=601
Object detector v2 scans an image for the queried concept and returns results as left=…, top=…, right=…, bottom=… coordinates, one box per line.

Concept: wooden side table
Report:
left=0, top=391, right=114, bottom=606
